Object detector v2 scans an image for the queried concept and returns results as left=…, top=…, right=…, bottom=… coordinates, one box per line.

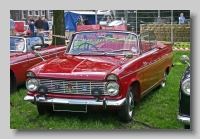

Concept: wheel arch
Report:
left=129, top=80, right=141, bottom=102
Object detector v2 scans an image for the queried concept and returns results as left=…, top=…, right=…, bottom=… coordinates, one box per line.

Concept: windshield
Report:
left=10, top=37, right=25, bottom=52
left=68, top=31, right=138, bottom=55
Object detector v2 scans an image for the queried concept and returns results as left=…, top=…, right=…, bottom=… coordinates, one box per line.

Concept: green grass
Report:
left=160, top=41, right=190, bottom=48
left=10, top=51, right=190, bottom=130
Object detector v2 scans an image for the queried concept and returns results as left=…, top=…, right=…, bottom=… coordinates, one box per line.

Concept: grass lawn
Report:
left=10, top=50, right=190, bottom=130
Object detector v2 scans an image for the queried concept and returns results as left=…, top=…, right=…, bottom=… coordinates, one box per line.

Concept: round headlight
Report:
left=181, top=78, right=190, bottom=96
left=26, top=78, right=39, bottom=92
left=105, top=81, right=119, bottom=96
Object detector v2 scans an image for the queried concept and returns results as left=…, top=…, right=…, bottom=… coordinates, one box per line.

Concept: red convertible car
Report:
left=24, top=30, right=173, bottom=122
left=10, top=36, right=67, bottom=92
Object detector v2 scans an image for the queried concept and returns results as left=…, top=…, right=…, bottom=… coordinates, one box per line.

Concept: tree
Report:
left=52, top=10, right=65, bottom=45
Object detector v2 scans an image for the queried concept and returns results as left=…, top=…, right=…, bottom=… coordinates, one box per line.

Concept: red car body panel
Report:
left=10, top=36, right=67, bottom=91
left=14, top=21, right=24, bottom=35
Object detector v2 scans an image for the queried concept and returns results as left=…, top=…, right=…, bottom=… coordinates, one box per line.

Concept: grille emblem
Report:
left=55, top=84, right=61, bottom=90
left=66, top=84, right=74, bottom=94
left=82, top=85, right=88, bottom=91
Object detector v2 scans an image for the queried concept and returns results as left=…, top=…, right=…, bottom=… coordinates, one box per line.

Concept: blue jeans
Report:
left=31, top=30, right=34, bottom=36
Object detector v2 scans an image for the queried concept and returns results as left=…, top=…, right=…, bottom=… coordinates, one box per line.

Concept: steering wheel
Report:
left=77, top=42, right=98, bottom=51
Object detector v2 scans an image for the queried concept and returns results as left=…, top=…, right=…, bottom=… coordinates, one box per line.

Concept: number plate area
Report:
left=53, top=103, right=87, bottom=113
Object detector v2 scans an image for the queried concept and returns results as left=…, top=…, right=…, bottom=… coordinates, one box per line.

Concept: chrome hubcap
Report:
left=128, top=91, right=134, bottom=116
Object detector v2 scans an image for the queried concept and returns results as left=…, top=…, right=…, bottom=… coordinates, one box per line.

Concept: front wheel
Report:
left=118, top=87, right=134, bottom=123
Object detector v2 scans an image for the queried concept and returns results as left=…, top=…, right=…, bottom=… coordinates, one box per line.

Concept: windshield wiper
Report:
left=78, top=51, right=107, bottom=55
left=108, top=49, right=132, bottom=53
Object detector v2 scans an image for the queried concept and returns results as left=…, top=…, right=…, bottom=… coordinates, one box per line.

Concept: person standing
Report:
left=10, top=18, right=15, bottom=35
left=42, top=17, right=49, bottom=31
left=179, top=13, right=185, bottom=24
left=106, top=16, right=112, bottom=24
left=28, top=21, right=35, bottom=36
left=34, top=16, right=44, bottom=36
left=29, top=17, right=34, bottom=23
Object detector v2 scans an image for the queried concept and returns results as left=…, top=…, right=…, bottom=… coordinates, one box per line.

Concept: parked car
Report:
left=24, top=30, right=173, bottom=122
left=177, top=55, right=190, bottom=129
left=14, top=21, right=25, bottom=36
left=108, top=20, right=126, bottom=26
left=126, top=20, right=145, bottom=34
left=10, top=36, right=67, bottom=92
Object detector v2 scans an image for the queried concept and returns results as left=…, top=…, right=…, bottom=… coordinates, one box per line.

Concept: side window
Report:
left=140, top=32, right=151, bottom=53
left=140, top=31, right=157, bottom=53
left=29, top=37, right=44, bottom=50
left=26, top=38, right=32, bottom=52
left=148, top=32, right=157, bottom=50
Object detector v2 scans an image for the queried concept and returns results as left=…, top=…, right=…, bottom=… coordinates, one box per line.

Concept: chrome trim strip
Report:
left=10, top=59, right=29, bottom=66
left=24, top=95, right=126, bottom=106
left=120, top=51, right=173, bottom=79
left=177, top=115, right=190, bottom=125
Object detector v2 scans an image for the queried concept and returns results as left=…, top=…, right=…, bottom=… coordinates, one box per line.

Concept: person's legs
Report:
left=10, top=29, right=12, bottom=35
left=31, top=30, right=34, bottom=36
left=36, top=29, right=40, bottom=36
left=10, top=28, right=14, bottom=35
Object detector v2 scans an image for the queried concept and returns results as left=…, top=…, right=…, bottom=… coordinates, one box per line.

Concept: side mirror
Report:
left=180, top=55, right=190, bottom=64
left=32, top=45, right=42, bottom=50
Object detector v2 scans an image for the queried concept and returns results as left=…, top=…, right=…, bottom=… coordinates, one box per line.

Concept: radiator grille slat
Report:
left=38, top=79, right=107, bottom=95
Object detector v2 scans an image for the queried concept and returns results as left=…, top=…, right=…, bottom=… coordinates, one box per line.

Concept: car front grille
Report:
left=38, top=79, right=107, bottom=95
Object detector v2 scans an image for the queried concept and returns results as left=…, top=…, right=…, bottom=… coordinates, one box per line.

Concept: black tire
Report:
left=10, top=76, right=17, bottom=93
left=160, top=71, right=167, bottom=88
left=184, top=125, right=190, bottom=129
left=37, top=105, right=53, bottom=115
left=118, top=87, right=134, bottom=123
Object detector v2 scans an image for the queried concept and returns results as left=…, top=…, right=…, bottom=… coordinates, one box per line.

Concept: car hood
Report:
left=36, top=54, right=130, bottom=80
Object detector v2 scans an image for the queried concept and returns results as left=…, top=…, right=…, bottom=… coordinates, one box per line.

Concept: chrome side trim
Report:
left=177, top=115, right=190, bottom=125
left=120, top=51, right=173, bottom=79
left=24, top=95, right=126, bottom=106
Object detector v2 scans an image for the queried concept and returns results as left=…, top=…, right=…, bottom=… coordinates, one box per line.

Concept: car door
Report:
left=148, top=31, right=167, bottom=83
left=26, top=37, right=48, bottom=67
left=140, top=32, right=159, bottom=94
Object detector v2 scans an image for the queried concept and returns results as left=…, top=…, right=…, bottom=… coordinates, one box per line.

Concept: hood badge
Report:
left=66, top=84, right=74, bottom=94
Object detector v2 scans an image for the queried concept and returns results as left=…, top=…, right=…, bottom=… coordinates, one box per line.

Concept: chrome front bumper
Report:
left=177, top=115, right=190, bottom=125
left=24, top=95, right=126, bottom=107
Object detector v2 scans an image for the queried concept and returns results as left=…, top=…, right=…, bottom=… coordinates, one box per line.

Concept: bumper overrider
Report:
left=24, top=94, right=126, bottom=109
left=177, top=115, right=190, bottom=125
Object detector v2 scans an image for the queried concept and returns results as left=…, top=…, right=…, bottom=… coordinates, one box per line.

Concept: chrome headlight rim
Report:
left=105, top=81, right=120, bottom=96
left=26, top=78, right=39, bottom=92
left=181, top=78, right=190, bottom=96
left=26, top=71, right=36, bottom=77
left=106, top=74, right=118, bottom=81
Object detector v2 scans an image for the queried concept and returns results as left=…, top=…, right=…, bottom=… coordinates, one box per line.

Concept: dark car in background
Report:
left=177, top=55, right=190, bottom=129
left=127, top=20, right=145, bottom=34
